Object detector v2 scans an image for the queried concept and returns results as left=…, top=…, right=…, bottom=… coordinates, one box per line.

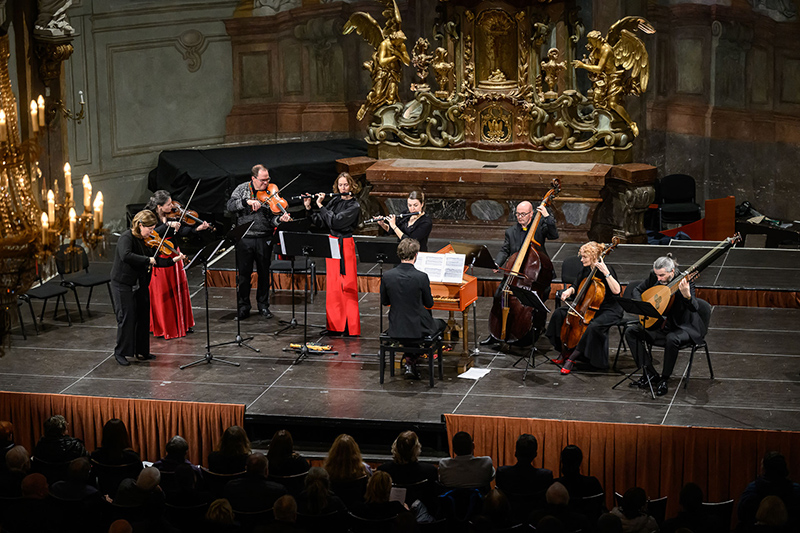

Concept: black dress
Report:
left=395, top=211, right=432, bottom=252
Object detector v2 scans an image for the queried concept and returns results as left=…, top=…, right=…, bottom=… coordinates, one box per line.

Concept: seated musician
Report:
left=377, top=190, right=432, bottom=252
left=380, top=238, right=447, bottom=380
left=624, top=255, right=703, bottom=396
left=481, top=200, right=558, bottom=346
left=546, top=241, right=622, bottom=374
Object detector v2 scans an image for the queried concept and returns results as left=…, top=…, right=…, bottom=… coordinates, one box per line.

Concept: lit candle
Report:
left=69, top=208, right=77, bottom=241
left=63, top=163, right=72, bottom=199
left=30, top=100, right=38, bottom=133
left=82, top=174, right=92, bottom=212
left=93, top=192, right=103, bottom=230
left=37, top=95, right=45, bottom=127
left=47, top=189, right=55, bottom=223
left=41, top=212, right=49, bottom=245
left=0, top=109, right=6, bottom=142
left=79, top=90, right=85, bottom=105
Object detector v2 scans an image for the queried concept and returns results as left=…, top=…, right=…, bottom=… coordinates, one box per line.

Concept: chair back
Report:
left=646, top=495, right=668, bottom=525
left=659, top=174, right=696, bottom=204
left=55, top=243, right=90, bottom=276
left=297, top=510, right=347, bottom=533
left=330, top=475, right=369, bottom=508
left=164, top=501, right=209, bottom=532
left=269, top=470, right=308, bottom=497
left=701, top=499, right=734, bottom=533
left=437, top=487, right=483, bottom=523
left=234, top=507, right=274, bottom=530
left=90, top=459, right=143, bottom=499
left=504, top=489, right=546, bottom=524
left=393, top=478, right=432, bottom=506
left=696, top=299, right=713, bottom=336
left=200, top=466, right=247, bottom=498
left=560, top=255, right=583, bottom=286
left=570, top=492, right=605, bottom=523
left=30, top=456, right=71, bottom=484
left=347, top=511, right=398, bottom=533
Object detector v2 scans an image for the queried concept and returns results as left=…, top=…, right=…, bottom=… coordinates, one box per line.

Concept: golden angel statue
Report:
left=573, top=17, right=654, bottom=137
left=344, top=0, right=410, bottom=121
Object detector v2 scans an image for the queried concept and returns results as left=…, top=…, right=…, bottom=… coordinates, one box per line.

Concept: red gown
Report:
left=149, top=247, right=194, bottom=339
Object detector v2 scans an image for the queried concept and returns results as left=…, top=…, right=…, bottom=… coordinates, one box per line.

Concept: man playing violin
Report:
left=624, top=255, right=703, bottom=396
left=226, top=165, right=292, bottom=320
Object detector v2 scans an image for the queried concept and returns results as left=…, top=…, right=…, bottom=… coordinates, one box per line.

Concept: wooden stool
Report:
left=379, top=334, right=444, bottom=388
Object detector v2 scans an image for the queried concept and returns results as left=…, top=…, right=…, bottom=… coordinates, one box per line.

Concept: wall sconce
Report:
left=47, top=89, right=85, bottom=124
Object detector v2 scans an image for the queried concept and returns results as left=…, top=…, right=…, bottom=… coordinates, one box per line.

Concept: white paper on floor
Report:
left=458, top=367, right=491, bottom=380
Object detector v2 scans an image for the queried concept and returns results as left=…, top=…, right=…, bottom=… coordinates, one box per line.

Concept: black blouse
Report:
left=569, top=264, right=622, bottom=313
left=310, top=197, right=360, bottom=238
left=396, top=212, right=432, bottom=252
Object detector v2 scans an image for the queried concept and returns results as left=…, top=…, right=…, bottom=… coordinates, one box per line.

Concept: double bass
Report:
left=488, top=180, right=560, bottom=344
left=559, top=237, right=619, bottom=355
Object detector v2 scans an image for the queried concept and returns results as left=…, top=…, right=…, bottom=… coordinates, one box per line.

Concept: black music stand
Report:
left=180, top=235, right=241, bottom=370
left=349, top=237, right=402, bottom=358
left=450, top=242, right=498, bottom=356
left=508, top=285, right=550, bottom=381
left=206, top=222, right=259, bottom=354
left=279, top=231, right=338, bottom=364
left=273, top=218, right=323, bottom=335
left=611, top=297, right=664, bottom=399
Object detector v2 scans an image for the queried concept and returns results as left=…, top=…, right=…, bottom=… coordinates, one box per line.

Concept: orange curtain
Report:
left=0, top=392, right=244, bottom=467
left=444, top=414, right=800, bottom=523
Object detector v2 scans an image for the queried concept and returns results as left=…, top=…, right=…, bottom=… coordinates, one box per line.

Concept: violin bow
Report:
left=265, top=173, right=302, bottom=202
left=151, top=180, right=200, bottom=257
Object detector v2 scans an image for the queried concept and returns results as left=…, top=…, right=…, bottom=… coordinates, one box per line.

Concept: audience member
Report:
left=296, top=466, right=347, bottom=515
left=496, top=433, right=553, bottom=495
left=661, top=482, right=719, bottom=533
left=3, top=473, right=54, bottom=532
left=350, top=471, right=408, bottom=520
left=378, top=430, right=438, bottom=485
left=0, top=444, right=30, bottom=496
left=223, top=452, right=287, bottom=512
left=555, top=444, right=604, bottom=499
left=267, top=429, right=310, bottom=477
left=33, top=414, right=88, bottom=463
left=165, top=462, right=213, bottom=507
left=750, top=495, right=790, bottom=533
left=738, top=451, right=800, bottom=530
left=438, top=431, right=494, bottom=490
left=610, top=487, right=658, bottom=533
left=208, top=426, right=251, bottom=474
left=597, top=512, right=624, bottom=533
left=323, top=433, right=372, bottom=483
left=114, top=466, right=166, bottom=508
left=108, top=519, right=134, bottom=533
left=203, top=498, right=242, bottom=532
left=50, top=456, right=100, bottom=501
left=266, top=494, right=304, bottom=532
left=153, top=435, right=202, bottom=477
left=528, top=481, right=592, bottom=532
left=91, top=419, right=142, bottom=466
left=479, top=488, right=514, bottom=529
left=0, top=420, right=14, bottom=470
left=537, top=515, right=567, bottom=533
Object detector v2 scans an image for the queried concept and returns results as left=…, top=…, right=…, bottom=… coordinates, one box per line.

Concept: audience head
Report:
left=136, top=467, right=161, bottom=491
left=273, top=494, right=298, bottom=523
left=755, top=495, right=788, bottom=527
left=546, top=481, right=570, bottom=506
left=206, top=498, right=236, bottom=524
left=391, top=430, right=421, bottom=465
left=108, top=519, right=133, bottom=533
left=678, top=482, right=703, bottom=513
left=560, top=444, right=583, bottom=475
left=397, top=238, right=420, bottom=261
left=514, top=433, right=539, bottom=463
left=482, top=488, right=511, bottom=524
left=66, top=456, right=92, bottom=484
left=620, top=487, right=648, bottom=519
left=43, top=414, right=68, bottom=439
left=597, top=512, right=623, bottom=533
left=165, top=435, right=189, bottom=461
left=267, top=429, right=295, bottom=467
left=0, top=420, right=13, bottom=446
left=452, top=431, right=474, bottom=457
left=324, top=433, right=366, bottom=482
left=364, top=471, right=392, bottom=504
left=21, top=473, right=49, bottom=499
left=100, top=418, right=132, bottom=453
left=246, top=452, right=268, bottom=477
left=218, top=425, right=251, bottom=456
left=537, top=516, right=567, bottom=533
left=304, top=467, right=331, bottom=514
left=762, top=451, right=790, bottom=481
left=5, top=445, right=30, bottom=473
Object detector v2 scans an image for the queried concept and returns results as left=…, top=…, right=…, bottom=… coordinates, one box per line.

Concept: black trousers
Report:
left=111, top=280, right=150, bottom=357
left=546, top=306, right=623, bottom=369
left=625, top=323, right=692, bottom=379
left=235, top=236, right=273, bottom=312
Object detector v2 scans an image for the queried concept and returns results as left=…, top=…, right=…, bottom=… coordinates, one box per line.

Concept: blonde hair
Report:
left=131, top=210, right=157, bottom=238
left=334, top=172, right=361, bottom=194
left=323, top=434, right=367, bottom=482
left=391, top=431, right=421, bottom=464
left=579, top=241, right=604, bottom=263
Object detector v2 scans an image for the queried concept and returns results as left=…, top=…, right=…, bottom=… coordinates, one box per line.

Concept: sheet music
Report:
left=415, top=252, right=465, bottom=283
left=328, top=236, right=341, bottom=260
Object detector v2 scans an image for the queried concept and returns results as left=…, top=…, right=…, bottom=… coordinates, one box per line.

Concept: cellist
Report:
left=546, top=241, right=622, bottom=374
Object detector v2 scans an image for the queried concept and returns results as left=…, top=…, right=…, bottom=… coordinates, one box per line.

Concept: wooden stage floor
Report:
left=1, top=239, right=798, bottom=440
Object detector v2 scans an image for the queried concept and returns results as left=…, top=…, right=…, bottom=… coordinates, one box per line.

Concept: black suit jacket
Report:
left=495, top=211, right=558, bottom=267
left=634, top=271, right=704, bottom=342
left=223, top=474, right=288, bottom=512
left=380, top=262, right=436, bottom=340
left=111, top=230, right=171, bottom=287
left=495, top=462, right=554, bottom=495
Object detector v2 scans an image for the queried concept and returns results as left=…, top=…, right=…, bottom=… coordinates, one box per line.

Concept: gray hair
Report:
left=653, top=255, right=677, bottom=273
left=137, top=467, right=161, bottom=491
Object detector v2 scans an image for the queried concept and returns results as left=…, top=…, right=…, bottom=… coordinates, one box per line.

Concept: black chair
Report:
left=417, top=518, right=448, bottom=532
left=90, top=459, right=144, bottom=499
left=646, top=495, right=668, bottom=525
left=233, top=507, right=273, bottom=530
left=268, top=470, right=308, bottom=497
left=436, top=488, right=483, bottom=525
left=5, top=299, right=35, bottom=339
left=655, top=174, right=702, bottom=230
left=297, top=510, right=347, bottom=533
left=504, top=489, right=546, bottom=524
left=646, top=299, right=713, bottom=390
left=611, top=280, right=646, bottom=371
left=554, top=255, right=583, bottom=308
left=200, top=466, right=247, bottom=498
left=570, top=492, right=605, bottom=524
left=379, top=333, right=444, bottom=388
left=330, top=475, right=369, bottom=508
left=30, top=456, right=71, bottom=484
left=348, top=511, right=398, bottom=533
left=19, top=273, right=73, bottom=328
left=701, top=498, right=734, bottom=533
left=164, top=501, right=209, bottom=533
left=271, top=253, right=317, bottom=301
left=55, top=243, right=114, bottom=322
left=393, top=478, right=432, bottom=507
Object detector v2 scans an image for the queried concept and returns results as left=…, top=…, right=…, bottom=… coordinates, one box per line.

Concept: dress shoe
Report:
left=656, top=379, right=669, bottom=396
left=259, top=309, right=274, bottom=319
left=237, top=309, right=250, bottom=320
left=551, top=357, right=566, bottom=365
left=560, top=359, right=575, bottom=375
left=135, top=353, right=156, bottom=361
left=629, top=372, right=659, bottom=389
left=187, top=327, right=194, bottom=334
left=404, top=363, right=420, bottom=380
left=114, top=354, right=130, bottom=366
left=479, top=335, right=499, bottom=346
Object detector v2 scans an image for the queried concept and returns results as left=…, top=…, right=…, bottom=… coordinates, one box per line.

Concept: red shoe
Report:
left=560, top=360, right=574, bottom=374
left=551, top=357, right=565, bottom=365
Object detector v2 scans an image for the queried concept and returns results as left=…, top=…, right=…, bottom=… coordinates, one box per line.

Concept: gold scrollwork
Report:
left=480, top=105, right=511, bottom=143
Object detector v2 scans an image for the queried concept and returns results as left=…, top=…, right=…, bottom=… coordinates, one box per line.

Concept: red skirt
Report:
left=149, top=253, right=194, bottom=339
left=325, top=236, right=360, bottom=335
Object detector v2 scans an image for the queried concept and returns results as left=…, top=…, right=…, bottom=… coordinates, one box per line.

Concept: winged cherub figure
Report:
left=344, top=0, right=411, bottom=121
left=573, top=17, right=655, bottom=137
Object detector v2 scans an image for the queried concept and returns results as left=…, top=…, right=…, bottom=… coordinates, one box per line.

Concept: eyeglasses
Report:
left=515, top=211, right=532, bottom=218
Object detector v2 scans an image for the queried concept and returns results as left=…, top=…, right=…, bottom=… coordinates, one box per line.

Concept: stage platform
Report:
left=0, top=238, right=798, bottom=453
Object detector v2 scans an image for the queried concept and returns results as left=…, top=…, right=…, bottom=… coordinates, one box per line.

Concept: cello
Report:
left=488, top=180, right=560, bottom=344
left=559, top=237, right=619, bottom=355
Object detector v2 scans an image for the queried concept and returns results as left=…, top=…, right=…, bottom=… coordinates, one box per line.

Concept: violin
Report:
left=488, top=180, right=560, bottom=344
left=254, top=183, right=292, bottom=219
left=167, top=201, right=214, bottom=230
left=143, top=230, right=181, bottom=257
left=363, top=212, right=420, bottom=225
left=559, top=237, right=619, bottom=355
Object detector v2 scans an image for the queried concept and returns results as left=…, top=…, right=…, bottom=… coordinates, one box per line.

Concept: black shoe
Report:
left=135, top=353, right=156, bottom=361
left=114, top=354, right=130, bottom=366
left=656, top=379, right=669, bottom=396
left=187, top=327, right=194, bottom=334
left=237, top=309, right=250, bottom=320
left=404, top=363, right=420, bottom=380
left=479, top=335, right=499, bottom=346
left=259, top=309, right=273, bottom=319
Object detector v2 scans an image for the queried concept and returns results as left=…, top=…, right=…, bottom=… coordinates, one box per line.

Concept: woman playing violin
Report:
left=111, top=210, right=186, bottom=366
left=146, top=190, right=211, bottom=339
left=545, top=241, right=622, bottom=374
left=304, top=172, right=361, bottom=336
left=377, top=190, right=432, bottom=252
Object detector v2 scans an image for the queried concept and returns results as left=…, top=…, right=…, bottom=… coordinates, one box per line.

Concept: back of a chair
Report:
left=659, top=174, right=697, bottom=204
left=701, top=499, right=734, bottom=533
left=560, top=255, right=583, bottom=286
left=30, top=456, right=71, bottom=484
left=571, top=492, right=605, bottom=524
left=646, top=495, right=668, bottom=525
left=393, top=478, right=431, bottom=506
left=90, top=460, right=144, bottom=499
left=200, top=467, right=247, bottom=498
left=437, top=488, right=483, bottom=523
left=695, top=299, right=713, bottom=336
left=234, top=507, right=273, bottom=530
left=330, top=475, right=369, bottom=508
left=347, top=511, right=398, bottom=533
left=269, top=470, right=308, bottom=497
left=297, top=510, right=347, bottom=533
left=164, top=501, right=209, bottom=532
left=55, top=244, right=90, bottom=276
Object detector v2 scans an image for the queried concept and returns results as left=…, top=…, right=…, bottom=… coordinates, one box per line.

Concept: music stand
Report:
left=272, top=218, right=323, bottom=335
left=611, top=297, right=664, bottom=399
left=450, top=242, right=498, bottom=356
left=508, top=285, right=550, bottom=381
left=349, top=237, right=402, bottom=358
left=180, top=236, right=241, bottom=370
left=278, top=231, right=338, bottom=364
